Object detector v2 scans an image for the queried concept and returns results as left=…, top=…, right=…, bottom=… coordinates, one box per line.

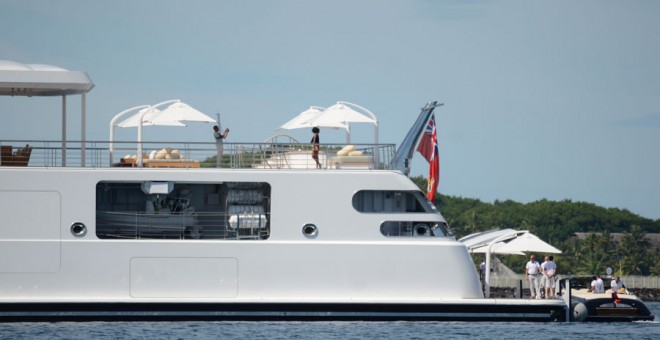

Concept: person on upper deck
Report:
left=213, top=125, right=229, bottom=168
left=311, top=127, right=321, bottom=169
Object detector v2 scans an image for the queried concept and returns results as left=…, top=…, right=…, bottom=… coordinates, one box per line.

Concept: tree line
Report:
left=410, top=176, right=660, bottom=276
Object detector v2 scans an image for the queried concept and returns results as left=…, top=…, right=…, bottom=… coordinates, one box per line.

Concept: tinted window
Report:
left=352, top=190, right=433, bottom=213
left=96, top=181, right=270, bottom=240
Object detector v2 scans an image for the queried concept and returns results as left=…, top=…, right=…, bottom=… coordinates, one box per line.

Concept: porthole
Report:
left=413, top=223, right=430, bottom=236
left=302, top=224, right=318, bottom=238
left=70, top=222, right=87, bottom=237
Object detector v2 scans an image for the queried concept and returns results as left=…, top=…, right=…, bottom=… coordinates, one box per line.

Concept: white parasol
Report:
left=470, top=242, right=525, bottom=255
left=149, top=101, right=216, bottom=125
left=495, top=232, right=562, bottom=254
left=110, top=100, right=216, bottom=166
left=117, top=108, right=185, bottom=127
left=311, top=103, right=376, bottom=126
left=278, top=106, right=335, bottom=130
left=278, top=101, right=378, bottom=144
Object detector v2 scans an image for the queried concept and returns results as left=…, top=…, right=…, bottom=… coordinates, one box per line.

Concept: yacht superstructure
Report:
left=0, top=61, right=576, bottom=322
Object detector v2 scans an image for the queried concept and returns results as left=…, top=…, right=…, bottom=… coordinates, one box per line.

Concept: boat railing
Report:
left=0, top=140, right=397, bottom=170
left=490, top=274, right=660, bottom=290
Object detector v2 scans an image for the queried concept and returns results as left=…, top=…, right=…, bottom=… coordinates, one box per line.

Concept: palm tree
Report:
left=620, top=225, right=650, bottom=275
left=578, top=232, right=615, bottom=274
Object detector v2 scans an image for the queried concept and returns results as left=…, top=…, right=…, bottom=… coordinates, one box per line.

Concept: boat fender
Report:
left=571, top=302, right=588, bottom=322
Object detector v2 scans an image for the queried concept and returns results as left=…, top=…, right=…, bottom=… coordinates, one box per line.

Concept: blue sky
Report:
left=1, top=0, right=660, bottom=219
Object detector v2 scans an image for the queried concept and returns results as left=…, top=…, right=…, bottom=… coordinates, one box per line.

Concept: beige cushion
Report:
left=155, top=149, right=168, bottom=159
left=342, top=145, right=355, bottom=152
left=337, top=145, right=356, bottom=156
left=348, top=150, right=364, bottom=156
left=170, top=149, right=181, bottom=160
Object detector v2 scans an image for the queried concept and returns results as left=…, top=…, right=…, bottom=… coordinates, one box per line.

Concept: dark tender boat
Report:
left=564, top=277, right=655, bottom=322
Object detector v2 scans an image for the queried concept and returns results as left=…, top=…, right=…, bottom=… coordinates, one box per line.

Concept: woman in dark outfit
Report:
left=311, top=127, right=321, bottom=169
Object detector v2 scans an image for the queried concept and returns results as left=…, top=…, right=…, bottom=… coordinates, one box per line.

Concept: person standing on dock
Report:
left=540, top=256, right=549, bottom=298
left=544, top=255, right=557, bottom=299
left=525, top=255, right=542, bottom=299
left=213, top=125, right=229, bottom=168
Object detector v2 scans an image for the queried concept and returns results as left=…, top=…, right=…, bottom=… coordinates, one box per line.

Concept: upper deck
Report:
left=1, top=60, right=440, bottom=173
left=0, top=138, right=396, bottom=170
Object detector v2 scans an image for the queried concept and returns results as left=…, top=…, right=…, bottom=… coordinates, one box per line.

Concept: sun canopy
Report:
left=310, top=103, right=376, bottom=127
left=495, top=232, right=562, bottom=254
left=117, top=108, right=185, bottom=128
left=150, top=101, right=216, bottom=125
left=110, top=100, right=216, bottom=166
left=459, top=228, right=519, bottom=250
left=460, top=229, right=561, bottom=255
left=0, top=60, right=94, bottom=96
left=278, top=101, right=378, bottom=144
left=470, top=242, right=526, bottom=255
left=278, top=106, right=333, bottom=130
left=0, top=60, right=94, bottom=166
left=116, top=101, right=216, bottom=128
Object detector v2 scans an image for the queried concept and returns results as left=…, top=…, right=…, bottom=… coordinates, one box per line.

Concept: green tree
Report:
left=577, top=232, right=615, bottom=274
left=619, top=225, right=650, bottom=275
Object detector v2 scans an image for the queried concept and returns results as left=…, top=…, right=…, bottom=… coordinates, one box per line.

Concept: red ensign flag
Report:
left=416, top=114, right=439, bottom=201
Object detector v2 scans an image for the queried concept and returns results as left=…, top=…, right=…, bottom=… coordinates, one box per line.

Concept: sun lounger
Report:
left=117, top=158, right=200, bottom=168
left=0, top=145, right=32, bottom=166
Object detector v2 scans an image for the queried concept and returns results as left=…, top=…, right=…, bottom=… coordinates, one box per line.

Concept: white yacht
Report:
left=0, top=61, right=571, bottom=322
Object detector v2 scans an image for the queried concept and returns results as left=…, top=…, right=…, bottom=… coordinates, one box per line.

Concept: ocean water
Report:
left=2, top=303, right=659, bottom=340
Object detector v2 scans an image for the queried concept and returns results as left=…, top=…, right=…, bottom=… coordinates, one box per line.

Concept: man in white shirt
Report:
left=544, top=255, right=557, bottom=299
left=595, top=275, right=604, bottom=293
left=611, top=276, right=624, bottom=293
left=540, top=256, right=549, bottom=298
left=588, top=276, right=601, bottom=293
left=525, top=255, right=542, bottom=299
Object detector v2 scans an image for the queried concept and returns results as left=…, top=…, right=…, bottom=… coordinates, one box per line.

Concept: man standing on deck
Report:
left=540, top=256, right=549, bottom=298
left=544, top=255, right=557, bottom=299
left=525, top=255, right=542, bottom=299
left=213, top=125, right=229, bottom=168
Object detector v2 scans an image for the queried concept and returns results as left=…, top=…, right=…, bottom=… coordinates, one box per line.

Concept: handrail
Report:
left=0, top=140, right=397, bottom=170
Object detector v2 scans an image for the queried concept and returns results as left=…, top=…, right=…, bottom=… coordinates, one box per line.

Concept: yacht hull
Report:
left=0, top=300, right=567, bottom=322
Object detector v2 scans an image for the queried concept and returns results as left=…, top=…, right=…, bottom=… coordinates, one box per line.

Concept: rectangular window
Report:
left=352, top=190, right=434, bottom=213
left=96, top=181, right=270, bottom=240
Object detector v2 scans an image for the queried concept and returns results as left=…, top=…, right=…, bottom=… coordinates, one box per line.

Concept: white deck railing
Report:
left=0, top=140, right=397, bottom=170
left=489, top=275, right=660, bottom=289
